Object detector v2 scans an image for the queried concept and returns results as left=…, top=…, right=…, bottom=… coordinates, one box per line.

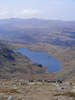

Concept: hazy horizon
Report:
left=0, top=0, right=75, bottom=21
left=0, top=17, right=75, bottom=22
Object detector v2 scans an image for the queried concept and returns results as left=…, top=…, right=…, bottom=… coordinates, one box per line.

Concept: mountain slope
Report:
left=0, top=42, right=51, bottom=80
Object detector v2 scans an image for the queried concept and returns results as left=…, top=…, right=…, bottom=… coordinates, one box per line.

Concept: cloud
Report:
left=0, top=9, right=8, bottom=16
left=0, top=9, right=40, bottom=18
left=21, top=9, right=40, bottom=15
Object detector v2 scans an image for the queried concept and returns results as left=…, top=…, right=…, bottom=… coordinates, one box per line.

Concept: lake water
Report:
left=14, top=48, right=61, bottom=73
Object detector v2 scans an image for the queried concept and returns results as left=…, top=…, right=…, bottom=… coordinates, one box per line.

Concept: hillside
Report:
left=0, top=42, right=52, bottom=80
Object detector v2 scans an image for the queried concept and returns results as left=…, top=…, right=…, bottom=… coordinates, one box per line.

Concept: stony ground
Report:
left=0, top=80, right=75, bottom=100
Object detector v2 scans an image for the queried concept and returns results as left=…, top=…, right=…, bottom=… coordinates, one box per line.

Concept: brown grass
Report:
left=54, top=92, right=75, bottom=97
left=0, top=88, right=20, bottom=94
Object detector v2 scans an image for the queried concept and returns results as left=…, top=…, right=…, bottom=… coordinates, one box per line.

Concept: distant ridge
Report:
left=0, top=18, right=75, bottom=46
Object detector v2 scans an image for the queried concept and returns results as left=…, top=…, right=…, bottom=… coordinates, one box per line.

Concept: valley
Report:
left=0, top=18, right=75, bottom=100
left=0, top=18, right=75, bottom=81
